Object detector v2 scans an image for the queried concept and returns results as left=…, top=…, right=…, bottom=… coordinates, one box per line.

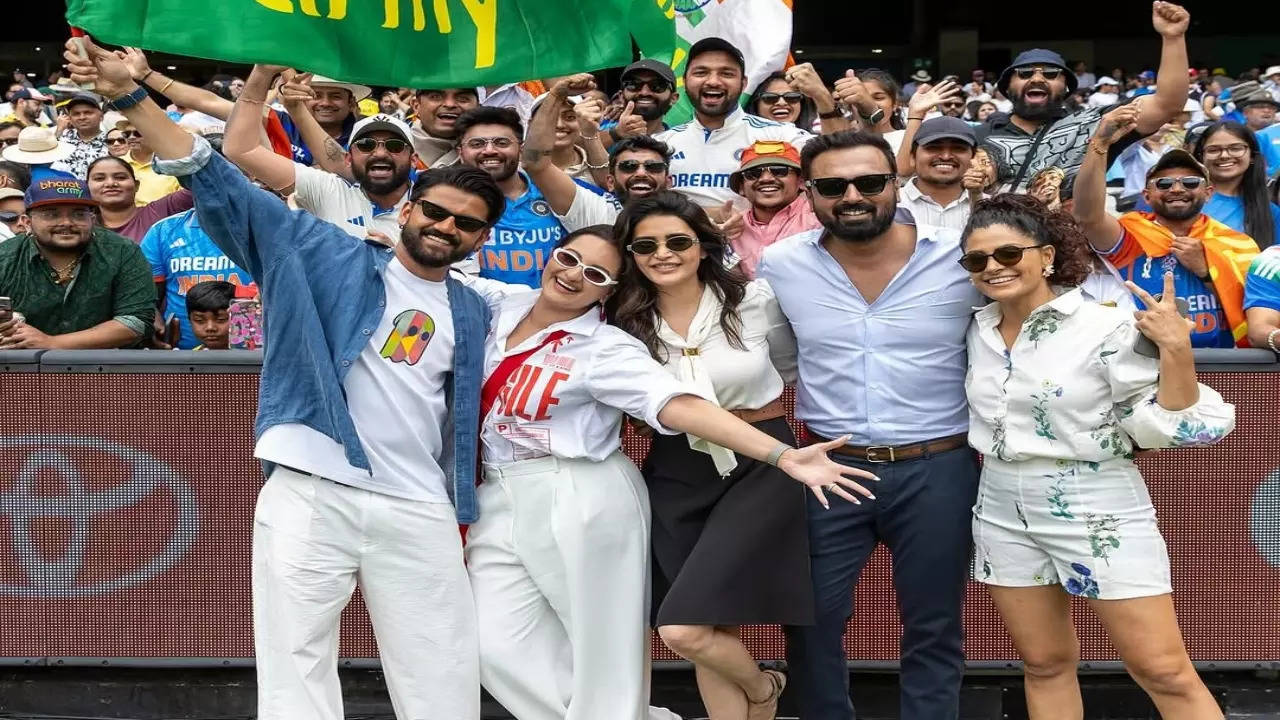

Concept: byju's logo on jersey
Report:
left=379, top=309, right=436, bottom=365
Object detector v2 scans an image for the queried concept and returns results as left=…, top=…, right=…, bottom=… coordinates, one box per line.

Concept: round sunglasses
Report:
left=957, top=244, right=1043, bottom=273
left=552, top=247, right=617, bottom=286
left=1149, top=176, right=1205, bottom=191
left=806, top=173, right=896, bottom=198
left=741, top=165, right=794, bottom=182
left=626, top=234, right=700, bottom=255
left=352, top=137, right=410, bottom=154
left=758, top=92, right=804, bottom=104
left=418, top=199, right=487, bottom=233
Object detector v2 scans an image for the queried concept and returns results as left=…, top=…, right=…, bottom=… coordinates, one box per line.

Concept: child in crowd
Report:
left=184, top=280, right=233, bottom=350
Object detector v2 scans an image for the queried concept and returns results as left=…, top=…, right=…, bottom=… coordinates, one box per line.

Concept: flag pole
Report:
left=69, top=27, right=96, bottom=91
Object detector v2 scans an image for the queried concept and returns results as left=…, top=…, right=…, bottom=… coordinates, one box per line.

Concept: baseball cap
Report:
left=64, top=92, right=102, bottom=111
left=998, top=49, right=1078, bottom=94
left=912, top=116, right=977, bottom=149
left=1138, top=70, right=1156, bottom=81
left=1094, top=76, right=1119, bottom=88
left=0, top=187, right=24, bottom=203
left=1266, top=65, right=1280, bottom=78
left=621, top=59, right=676, bottom=87
left=685, top=37, right=746, bottom=74
left=1145, top=149, right=1209, bottom=182
left=24, top=174, right=97, bottom=210
left=11, top=87, right=52, bottom=102
left=729, top=140, right=801, bottom=193
left=351, top=114, right=413, bottom=145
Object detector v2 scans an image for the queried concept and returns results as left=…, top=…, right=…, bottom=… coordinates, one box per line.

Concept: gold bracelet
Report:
left=586, top=159, right=609, bottom=169
left=158, top=78, right=175, bottom=95
left=1088, top=141, right=1108, bottom=156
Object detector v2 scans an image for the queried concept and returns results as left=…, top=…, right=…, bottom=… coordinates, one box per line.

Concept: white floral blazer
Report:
left=965, top=288, right=1236, bottom=463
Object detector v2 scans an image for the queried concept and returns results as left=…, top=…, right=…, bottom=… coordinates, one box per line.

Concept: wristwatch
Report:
left=818, top=108, right=845, bottom=119
left=105, top=85, right=149, bottom=112
left=859, top=107, right=885, bottom=125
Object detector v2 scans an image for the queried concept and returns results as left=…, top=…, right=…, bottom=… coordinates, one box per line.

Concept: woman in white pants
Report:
left=465, top=226, right=877, bottom=720
left=961, top=195, right=1234, bottom=719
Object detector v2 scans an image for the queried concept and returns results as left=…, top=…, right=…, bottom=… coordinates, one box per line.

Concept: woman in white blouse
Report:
left=960, top=194, right=1233, bottom=719
left=609, top=191, right=807, bottom=719
left=465, top=226, right=877, bottom=720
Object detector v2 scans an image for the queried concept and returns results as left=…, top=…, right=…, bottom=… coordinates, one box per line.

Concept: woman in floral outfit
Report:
left=960, top=194, right=1234, bottom=719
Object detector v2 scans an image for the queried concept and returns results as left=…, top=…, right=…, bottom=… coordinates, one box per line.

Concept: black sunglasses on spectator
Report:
left=806, top=174, right=896, bottom=198
left=759, top=92, right=804, bottom=104
left=1015, top=66, right=1064, bottom=80
left=0, top=211, right=21, bottom=223
left=615, top=159, right=667, bottom=173
left=418, top=199, right=487, bottom=233
left=742, top=165, right=794, bottom=181
left=623, top=78, right=672, bottom=94
left=352, top=137, right=410, bottom=154
left=957, top=244, right=1044, bottom=273
left=1150, top=176, right=1205, bottom=191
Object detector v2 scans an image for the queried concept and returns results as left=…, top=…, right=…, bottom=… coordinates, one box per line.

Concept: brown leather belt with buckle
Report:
left=806, top=431, right=969, bottom=463
left=730, top=397, right=787, bottom=425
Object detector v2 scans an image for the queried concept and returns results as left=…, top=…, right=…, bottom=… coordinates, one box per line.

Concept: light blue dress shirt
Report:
left=759, top=226, right=981, bottom=445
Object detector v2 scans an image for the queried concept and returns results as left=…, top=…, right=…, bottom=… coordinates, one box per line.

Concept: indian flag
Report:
left=660, top=0, right=794, bottom=125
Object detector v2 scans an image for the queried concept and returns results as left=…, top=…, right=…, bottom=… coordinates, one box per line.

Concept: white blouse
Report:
left=480, top=291, right=700, bottom=464
left=652, top=280, right=798, bottom=473
left=966, top=288, right=1235, bottom=463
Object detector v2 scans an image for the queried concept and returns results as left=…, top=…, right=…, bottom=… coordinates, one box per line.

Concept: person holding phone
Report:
left=960, top=193, right=1234, bottom=719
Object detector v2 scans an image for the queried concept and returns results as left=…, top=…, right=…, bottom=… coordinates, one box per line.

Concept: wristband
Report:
left=765, top=442, right=791, bottom=467
left=104, top=84, right=148, bottom=112
left=907, top=116, right=925, bottom=121
left=1268, top=328, right=1279, bottom=355
left=818, top=108, right=844, bottom=119
left=140, top=70, right=154, bottom=84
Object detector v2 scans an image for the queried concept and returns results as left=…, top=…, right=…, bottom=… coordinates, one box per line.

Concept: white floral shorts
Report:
left=972, top=457, right=1171, bottom=600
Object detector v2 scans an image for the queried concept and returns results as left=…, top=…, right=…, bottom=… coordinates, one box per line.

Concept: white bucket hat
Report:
left=309, top=75, right=373, bottom=102
left=1, top=126, right=73, bottom=164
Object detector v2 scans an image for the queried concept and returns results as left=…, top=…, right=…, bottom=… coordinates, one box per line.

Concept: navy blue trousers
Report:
left=784, top=446, right=981, bottom=719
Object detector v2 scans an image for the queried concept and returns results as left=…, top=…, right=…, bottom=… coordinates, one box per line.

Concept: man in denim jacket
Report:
left=66, top=40, right=499, bottom=720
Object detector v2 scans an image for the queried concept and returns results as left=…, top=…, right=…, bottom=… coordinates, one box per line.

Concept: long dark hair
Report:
left=1193, top=121, right=1275, bottom=249
left=745, top=71, right=818, bottom=130
left=607, top=191, right=747, bottom=361
left=858, top=69, right=905, bottom=130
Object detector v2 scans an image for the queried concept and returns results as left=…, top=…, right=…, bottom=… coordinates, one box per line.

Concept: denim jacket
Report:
left=156, top=138, right=488, bottom=523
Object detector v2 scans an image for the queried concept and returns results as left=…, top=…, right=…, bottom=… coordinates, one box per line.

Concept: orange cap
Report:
left=729, top=140, right=802, bottom=193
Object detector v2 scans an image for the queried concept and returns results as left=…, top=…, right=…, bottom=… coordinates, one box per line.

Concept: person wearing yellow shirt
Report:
left=116, top=119, right=179, bottom=205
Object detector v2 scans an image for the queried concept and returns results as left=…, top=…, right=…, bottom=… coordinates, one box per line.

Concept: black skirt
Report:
left=645, top=416, right=814, bottom=627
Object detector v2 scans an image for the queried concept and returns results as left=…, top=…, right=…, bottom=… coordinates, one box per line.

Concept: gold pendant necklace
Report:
left=45, top=254, right=83, bottom=286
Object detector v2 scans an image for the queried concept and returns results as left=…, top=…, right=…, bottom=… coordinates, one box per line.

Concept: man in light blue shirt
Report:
left=759, top=129, right=982, bottom=720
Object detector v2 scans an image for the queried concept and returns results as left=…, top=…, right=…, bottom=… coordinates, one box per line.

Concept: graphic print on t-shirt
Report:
left=379, top=309, right=436, bottom=365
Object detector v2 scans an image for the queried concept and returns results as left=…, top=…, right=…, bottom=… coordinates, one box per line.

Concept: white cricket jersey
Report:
left=655, top=108, right=813, bottom=209
left=293, top=162, right=410, bottom=245
left=480, top=291, right=701, bottom=464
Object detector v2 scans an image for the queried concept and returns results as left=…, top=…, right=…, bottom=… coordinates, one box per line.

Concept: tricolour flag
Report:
left=66, top=0, right=676, bottom=90
left=659, top=0, right=794, bottom=125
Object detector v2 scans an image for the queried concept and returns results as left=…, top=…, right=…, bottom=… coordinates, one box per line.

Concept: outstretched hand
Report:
left=776, top=436, right=879, bottom=509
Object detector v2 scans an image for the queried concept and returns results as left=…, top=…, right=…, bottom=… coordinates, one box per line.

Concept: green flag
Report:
left=65, top=0, right=675, bottom=88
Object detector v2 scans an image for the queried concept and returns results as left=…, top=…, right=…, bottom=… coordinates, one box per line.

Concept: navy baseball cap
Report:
left=25, top=174, right=97, bottom=210
left=912, top=116, right=977, bottom=149
left=998, top=49, right=1078, bottom=94
left=685, top=37, right=746, bottom=74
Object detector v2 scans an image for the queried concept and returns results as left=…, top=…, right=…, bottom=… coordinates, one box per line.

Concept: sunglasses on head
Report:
left=759, top=92, right=804, bottom=104
left=741, top=165, right=794, bottom=181
left=626, top=234, right=700, bottom=255
left=418, top=199, right=488, bottom=233
left=352, top=137, right=409, bottom=154
left=615, top=159, right=667, bottom=173
left=957, top=244, right=1043, bottom=273
left=1150, top=175, right=1204, bottom=191
left=1015, top=66, right=1064, bottom=80
left=622, top=78, right=672, bottom=94
left=551, top=247, right=617, bottom=286
left=806, top=173, right=896, bottom=198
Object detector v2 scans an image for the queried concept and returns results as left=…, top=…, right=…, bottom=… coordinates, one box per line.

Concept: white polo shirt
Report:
left=480, top=291, right=699, bottom=464
left=294, top=163, right=410, bottom=245
left=656, top=109, right=812, bottom=209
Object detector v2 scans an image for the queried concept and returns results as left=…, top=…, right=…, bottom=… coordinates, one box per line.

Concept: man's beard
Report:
left=1011, top=83, right=1065, bottom=121
left=615, top=175, right=659, bottom=204
left=1154, top=194, right=1206, bottom=222
left=352, top=159, right=410, bottom=196
left=473, top=156, right=519, bottom=183
left=399, top=225, right=474, bottom=268
left=819, top=199, right=896, bottom=242
left=35, top=227, right=92, bottom=252
left=633, top=96, right=673, bottom=122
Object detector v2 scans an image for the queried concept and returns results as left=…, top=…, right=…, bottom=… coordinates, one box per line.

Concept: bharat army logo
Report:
left=379, top=310, right=436, bottom=365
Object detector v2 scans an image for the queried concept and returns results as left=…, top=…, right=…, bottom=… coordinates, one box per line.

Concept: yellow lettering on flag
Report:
left=256, top=0, right=345, bottom=18
left=461, top=0, right=496, bottom=69
left=255, top=0, right=295, bottom=12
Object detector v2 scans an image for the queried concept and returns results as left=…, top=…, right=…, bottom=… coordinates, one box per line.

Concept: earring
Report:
left=1042, top=264, right=1055, bottom=278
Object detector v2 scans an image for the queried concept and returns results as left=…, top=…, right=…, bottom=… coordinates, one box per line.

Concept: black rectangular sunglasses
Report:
left=806, top=174, right=896, bottom=198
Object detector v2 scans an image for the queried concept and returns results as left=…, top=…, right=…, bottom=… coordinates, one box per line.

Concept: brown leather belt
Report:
left=806, top=431, right=969, bottom=463
left=730, top=398, right=787, bottom=425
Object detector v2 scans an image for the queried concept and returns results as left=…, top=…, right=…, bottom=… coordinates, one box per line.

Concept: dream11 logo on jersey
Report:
left=0, top=436, right=199, bottom=597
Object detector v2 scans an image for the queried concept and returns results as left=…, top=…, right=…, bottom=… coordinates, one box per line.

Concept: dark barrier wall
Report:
left=1, top=350, right=1278, bottom=667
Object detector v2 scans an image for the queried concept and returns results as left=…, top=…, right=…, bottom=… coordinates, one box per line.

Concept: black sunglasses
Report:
left=623, top=78, right=672, bottom=94
left=627, top=234, right=699, bottom=255
left=105, top=136, right=128, bottom=144
left=1150, top=176, right=1205, bottom=191
left=418, top=199, right=487, bottom=233
left=741, top=165, right=794, bottom=181
left=352, top=137, right=410, bottom=154
left=0, top=210, right=20, bottom=223
left=1015, top=66, right=1064, bottom=80
left=121, top=130, right=142, bottom=139
left=806, top=174, right=896, bottom=198
left=615, top=159, right=667, bottom=173
left=957, top=243, right=1043, bottom=273
left=758, top=92, right=803, bottom=104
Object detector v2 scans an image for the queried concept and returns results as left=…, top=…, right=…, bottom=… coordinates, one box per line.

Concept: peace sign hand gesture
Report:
left=1125, top=272, right=1193, bottom=351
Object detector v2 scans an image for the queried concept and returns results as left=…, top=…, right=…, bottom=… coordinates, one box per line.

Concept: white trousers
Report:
left=252, top=467, right=480, bottom=720
left=466, top=452, right=680, bottom=720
